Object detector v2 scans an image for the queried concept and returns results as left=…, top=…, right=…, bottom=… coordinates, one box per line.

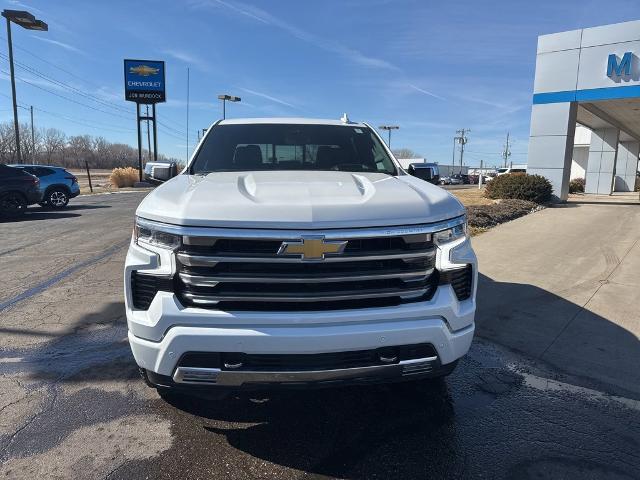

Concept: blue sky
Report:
left=1, top=0, right=639, bottom=166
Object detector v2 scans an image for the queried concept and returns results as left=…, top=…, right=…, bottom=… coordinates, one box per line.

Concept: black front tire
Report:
left=46, top=189, right=69, bottom=209
left=0, top=192, right=28, bottom=217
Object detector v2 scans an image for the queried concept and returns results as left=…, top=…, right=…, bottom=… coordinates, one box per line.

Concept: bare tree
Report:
left=392, top=148, right=420, bottom=159
left=0, top=123, right=15, bottom=164
left=66, top=135, right=93, bottom=168
left=43, top=128, right=66, bottom=165
left=0, top=121, right=180, bottom=169
left=19, top=123, right=43, bottom=163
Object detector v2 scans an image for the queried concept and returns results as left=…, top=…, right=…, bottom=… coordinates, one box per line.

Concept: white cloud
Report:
left=191, top=0, right=398, bottom=71
left=408, top=84, right=446, bottom=101
left=239, top=87, right=297, bottom=109
left=162, top=49, right=210, bottom=72
left=7, top=0, right=44, bottom=15
left=31, top=36, right=84, bottom=55
left=165, top=99, right=215, bottom=110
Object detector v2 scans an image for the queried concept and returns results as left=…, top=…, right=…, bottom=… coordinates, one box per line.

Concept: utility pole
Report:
left=455, top=128, right=469, bottom=174
left=30, top=105, right=35, bottom=160
left=145, top=104, right=151, bottom=161
left=502, top=132, right=511, bottom=168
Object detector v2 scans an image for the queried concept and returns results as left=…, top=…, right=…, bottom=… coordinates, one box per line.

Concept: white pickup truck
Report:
left=125, top=117, right=477, bottom=395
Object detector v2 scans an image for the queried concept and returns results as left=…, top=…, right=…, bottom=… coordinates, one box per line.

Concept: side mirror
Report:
left=145, top=162, right=178, bottom=183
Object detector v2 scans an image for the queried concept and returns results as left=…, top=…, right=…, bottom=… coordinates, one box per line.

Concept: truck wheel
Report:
left=47, top=189, right=69, bottom=209
left=0, top=192, right=27, bottom=217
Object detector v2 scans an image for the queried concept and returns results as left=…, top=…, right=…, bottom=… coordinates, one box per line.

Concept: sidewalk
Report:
left=473, top=202, right=640, bottom=398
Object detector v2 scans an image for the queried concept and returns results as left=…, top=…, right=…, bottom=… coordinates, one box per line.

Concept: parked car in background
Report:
left=0, top=164, right=42, bottom=217
left=407, top=162, right=440, bottom=184
left=452, top=174, right=470, bottom=184
left=496, top=166, right=527, bottom=176
left=440, top=175, right=463, bottom=185
left=9, top=165, right=79, bottom=208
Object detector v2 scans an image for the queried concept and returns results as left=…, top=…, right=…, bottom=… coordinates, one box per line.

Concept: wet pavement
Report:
left=1, top=193, right=639, bottom=479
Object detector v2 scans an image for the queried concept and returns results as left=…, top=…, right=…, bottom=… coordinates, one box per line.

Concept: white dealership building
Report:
left=528, top=20, right=640, bottom=199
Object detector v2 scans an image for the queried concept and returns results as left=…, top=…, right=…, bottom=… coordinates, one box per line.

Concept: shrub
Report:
left=110, top=167, right=140, bottom=188
left=484, top=173, right=552, bottom=204
left=569, top=177, right=585, bottom=193
left=466, top=199, right=542, bottom=229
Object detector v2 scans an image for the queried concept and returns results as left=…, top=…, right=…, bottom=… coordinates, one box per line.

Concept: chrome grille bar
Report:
left=177, top=250, right=434, bottom=266
left=182, top=288, right=430, bottom=305
left=178, top=269, right=433, bottom=285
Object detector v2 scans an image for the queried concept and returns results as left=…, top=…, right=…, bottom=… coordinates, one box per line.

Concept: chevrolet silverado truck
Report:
left=125, top=117, right=477, bottom=394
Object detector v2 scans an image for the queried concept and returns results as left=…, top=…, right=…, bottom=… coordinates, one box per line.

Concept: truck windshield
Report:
left=189, top=123, right=397, bottom=175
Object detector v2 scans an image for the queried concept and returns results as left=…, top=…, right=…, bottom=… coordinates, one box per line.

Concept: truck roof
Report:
left=217, top=117, right=368, bottom=127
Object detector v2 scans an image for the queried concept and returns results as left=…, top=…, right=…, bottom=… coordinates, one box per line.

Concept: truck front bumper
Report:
left=128, top=289, right=474, bottom=388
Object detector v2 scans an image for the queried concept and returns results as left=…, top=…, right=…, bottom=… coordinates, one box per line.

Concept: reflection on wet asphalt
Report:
left=116, top=340, right=639, bottom=480
left=3, top=323, right=639, bottom=479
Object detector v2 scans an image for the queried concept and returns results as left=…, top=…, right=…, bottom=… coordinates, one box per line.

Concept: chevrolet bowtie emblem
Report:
left=278, top=237, right=348, bottom=261
left=129, top=65, right=159, bottom=76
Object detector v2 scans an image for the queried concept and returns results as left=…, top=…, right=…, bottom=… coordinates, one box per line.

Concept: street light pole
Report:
left=379, top=125, right=399, bottom=149
left=2, top=9, right=48, bottom=163
left=217, top=94, right=241, bottom=120
left=5, top=16, right=20, bottom=162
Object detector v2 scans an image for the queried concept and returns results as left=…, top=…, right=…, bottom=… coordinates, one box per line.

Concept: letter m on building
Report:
left=607, top=52, right=633, bottom=77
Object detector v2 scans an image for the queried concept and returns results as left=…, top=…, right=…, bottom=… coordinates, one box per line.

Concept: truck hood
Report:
left=136, top=171, right=465, bottom=229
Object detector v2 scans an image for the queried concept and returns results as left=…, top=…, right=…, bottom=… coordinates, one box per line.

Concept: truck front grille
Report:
left=174, top=229, right=439, bottom=311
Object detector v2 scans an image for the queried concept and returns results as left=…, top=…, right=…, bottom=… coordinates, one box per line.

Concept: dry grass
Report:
left=450, top=187, right=494, bottom=206
left=109, top=167, right=140, bottom=188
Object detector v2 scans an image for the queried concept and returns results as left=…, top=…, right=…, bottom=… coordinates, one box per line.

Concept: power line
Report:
left=0, top=41, right=189, bottom=133
left=1, top=67, right=186, bottom=142
left=0, top=51, right=134, bottom=115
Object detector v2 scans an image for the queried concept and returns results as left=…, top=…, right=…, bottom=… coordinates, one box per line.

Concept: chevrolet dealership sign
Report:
left=124, top=59, right=165, bottom=103
left=607, top=51, right=633, bottom=78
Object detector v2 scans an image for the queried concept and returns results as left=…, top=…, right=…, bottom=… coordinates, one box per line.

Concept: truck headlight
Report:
left=134, top=217, right=181, bottom=250
left=433, top=219, right=467, bottom=246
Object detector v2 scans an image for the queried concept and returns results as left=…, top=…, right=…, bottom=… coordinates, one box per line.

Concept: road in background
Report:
left=0, top=193, right=638, bottom=479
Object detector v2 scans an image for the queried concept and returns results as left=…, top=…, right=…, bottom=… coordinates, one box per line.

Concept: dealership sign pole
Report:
left=124, top=59, right=166, bottom=182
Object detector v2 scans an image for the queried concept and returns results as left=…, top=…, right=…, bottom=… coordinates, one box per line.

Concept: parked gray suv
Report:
left=9, top=165, right=80, bottom=208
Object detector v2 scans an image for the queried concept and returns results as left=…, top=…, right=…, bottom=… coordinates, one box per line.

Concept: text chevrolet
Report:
left=125, top=118, right=477, bottom=395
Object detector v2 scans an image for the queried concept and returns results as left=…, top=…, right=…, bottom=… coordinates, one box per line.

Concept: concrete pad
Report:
left=474, top=203, right=640, bottom=396
left=543, top=282, right=640, bottom=394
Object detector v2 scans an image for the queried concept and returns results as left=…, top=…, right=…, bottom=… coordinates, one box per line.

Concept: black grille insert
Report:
left=131, top=271, right=174, bottom=310
left=440, top=265, right=473, bottom=301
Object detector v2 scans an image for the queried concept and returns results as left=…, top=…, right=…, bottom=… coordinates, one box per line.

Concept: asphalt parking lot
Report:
left=1, top=193, right=639, bottom=479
